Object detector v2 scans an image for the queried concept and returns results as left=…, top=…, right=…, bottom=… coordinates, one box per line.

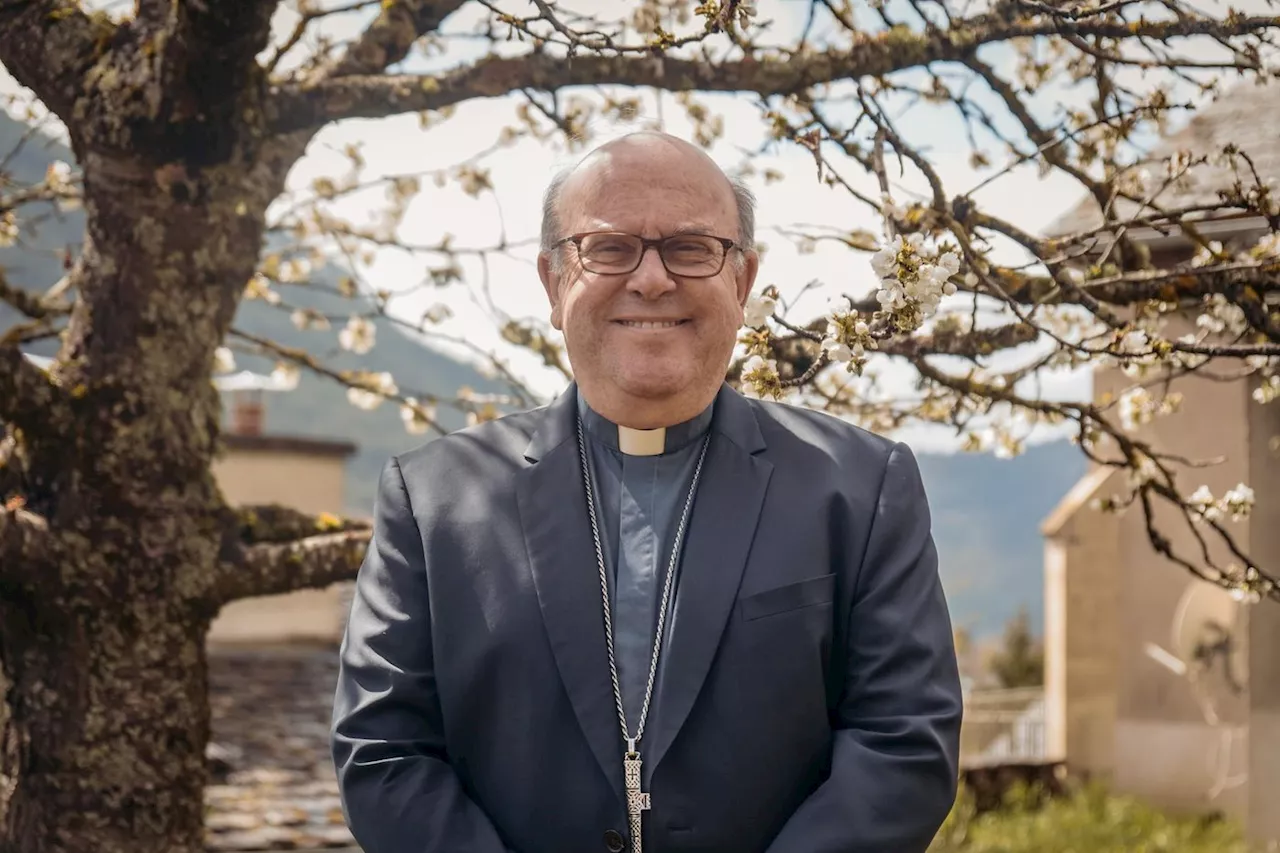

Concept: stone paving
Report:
left=206, top=644, right=357, bottom=852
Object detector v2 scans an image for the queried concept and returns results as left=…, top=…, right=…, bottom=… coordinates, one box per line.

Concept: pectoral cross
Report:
left=624, top=741, right=650, bottom=853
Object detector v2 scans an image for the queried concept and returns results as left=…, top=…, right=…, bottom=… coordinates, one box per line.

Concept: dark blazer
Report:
left=331, top=382, right=963, bottom=853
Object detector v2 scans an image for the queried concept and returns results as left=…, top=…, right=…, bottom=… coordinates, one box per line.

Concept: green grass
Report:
left=929, top=780, right=1253, bottom=853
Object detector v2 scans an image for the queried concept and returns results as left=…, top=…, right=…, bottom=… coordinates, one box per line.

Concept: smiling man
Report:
left=331, top=132, right=963, bottom=853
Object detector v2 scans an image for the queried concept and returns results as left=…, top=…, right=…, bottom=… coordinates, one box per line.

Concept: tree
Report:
left=1, top=0, right=1279, bottom=849
left=987, top=607, right=1045, bottom=689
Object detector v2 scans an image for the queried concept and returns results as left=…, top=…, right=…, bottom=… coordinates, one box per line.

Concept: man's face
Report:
left=538, top=145, right=758, bottom=408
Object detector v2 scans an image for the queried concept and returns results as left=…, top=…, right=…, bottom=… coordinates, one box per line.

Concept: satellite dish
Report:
left=1171, top=580, right=1248, bottom=699
left=1143, top=580, right=1249, bottom=800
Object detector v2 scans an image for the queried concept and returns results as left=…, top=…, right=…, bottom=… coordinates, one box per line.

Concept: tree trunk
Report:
left=0, top=586, right=212, bottom=853
left=0, top=143, right=295, bottom=851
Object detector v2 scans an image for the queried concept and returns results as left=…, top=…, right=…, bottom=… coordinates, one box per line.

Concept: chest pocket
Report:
left=738, top=573, right=835, bottom=621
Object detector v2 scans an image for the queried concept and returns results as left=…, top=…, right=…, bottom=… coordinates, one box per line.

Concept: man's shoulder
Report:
left=393, top=404, right=546, bottom=483
left=743, top=395, right=900, bottom=464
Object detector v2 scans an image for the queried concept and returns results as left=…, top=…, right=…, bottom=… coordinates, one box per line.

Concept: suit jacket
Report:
left=331, top=382, right=963, bottom=853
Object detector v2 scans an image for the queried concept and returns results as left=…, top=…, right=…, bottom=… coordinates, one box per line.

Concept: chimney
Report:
left=229, top=389, right=265, bottom=436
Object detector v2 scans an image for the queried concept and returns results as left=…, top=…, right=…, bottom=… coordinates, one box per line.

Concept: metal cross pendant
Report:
left=623, top=749, right=650, bottom=853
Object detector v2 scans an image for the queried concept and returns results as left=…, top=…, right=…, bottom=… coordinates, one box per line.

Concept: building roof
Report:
left=1045, top=82, right=1280, bottom=239
left=206, top=645, right=357, bottom=852
left=1040, top=464, right=1117, bottom=537
left=222, top=434, right=357, bottom=458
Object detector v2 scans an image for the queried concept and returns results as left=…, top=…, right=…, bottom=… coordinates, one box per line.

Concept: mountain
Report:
left=0, top=111, right=1086, bottom=640
left=0, top=111, right=508, bottom=515
left=917, top=440, right=1085, bottom=639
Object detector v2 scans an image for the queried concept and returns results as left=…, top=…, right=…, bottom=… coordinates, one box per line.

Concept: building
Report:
left=1040, top=83, right=1280, bottom=845
left=209, top=375, right=358, bottom=646
left=205, top=377, right=362, bottom=852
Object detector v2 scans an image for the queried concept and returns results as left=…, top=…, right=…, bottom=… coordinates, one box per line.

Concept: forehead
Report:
left=560, top=147, right=737, bottom=235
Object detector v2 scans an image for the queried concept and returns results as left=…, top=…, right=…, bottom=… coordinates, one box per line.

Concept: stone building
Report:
left=1040, top=82, right=1280, bottom=846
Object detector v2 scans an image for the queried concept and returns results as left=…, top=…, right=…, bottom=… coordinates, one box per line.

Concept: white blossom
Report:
left=278, top=257, right=312, bottom=283
left=400, top=398, right=435, bottom=435
left=868, top=232, right=955, bottom=326
left=0, top=211, right=17, bottom=247
left=339, top=316, right=376, bottom=354
left=271, top=362, right=300, bottom=391
left=1117, top=387, right=1181, bottom=431
left=1254, top=374, right=1280, bottom=404
left=823, top=339, right=853, bottom=363
left=1128, top=454, right=1160, bottom=488
left=826, top=295, right=854, bottom=319
left=45, top=161, right=73, bottom=191
left=347, top=371, right=397, bottom=411
left=879, top=194, right=910, bottom=223
left=213, top=346, right=235, bottom=375
left=740, top=354, right=782, bottom=399
left=743, top=294, right=776, bottom=328
left=291, top=309, right=331, bottom=331
left=1254, top=232, right=1280, bottom=258
left=1188, top=485, right=1224, bottom=523
left=243, top=273, right=281, bottom=305
left=1223, top=483, right=1255, bottom=520
left=1118, top=329, right=1150, bottom=354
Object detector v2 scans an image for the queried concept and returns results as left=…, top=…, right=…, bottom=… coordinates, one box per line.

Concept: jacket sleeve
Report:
left=764, top=441, right=964, bottom=853
left=331, top=456, right=514, bottom=853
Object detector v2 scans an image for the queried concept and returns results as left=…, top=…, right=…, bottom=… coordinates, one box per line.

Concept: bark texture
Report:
left=0, top=4, right=356, bottom=851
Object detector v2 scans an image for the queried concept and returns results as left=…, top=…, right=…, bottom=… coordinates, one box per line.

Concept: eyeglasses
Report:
left=553, top=230, right=740, bottom=278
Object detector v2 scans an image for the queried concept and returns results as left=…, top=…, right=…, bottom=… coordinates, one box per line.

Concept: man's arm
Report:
left=765, top=441, right=964, bottom=853
left=331, top=456, right=514, bottom=853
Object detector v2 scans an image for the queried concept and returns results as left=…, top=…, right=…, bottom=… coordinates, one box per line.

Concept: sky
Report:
left=2, top=0, right=1273, bottom=450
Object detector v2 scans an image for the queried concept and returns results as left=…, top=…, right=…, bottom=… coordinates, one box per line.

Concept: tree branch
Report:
left=208, top=529, right=371, bottom=607
left=0, top=1, right=113, bottom=120
left=0, top=270, right=55, bottom=321
left=128, top=0, right=279, bottom=129
left=0, top=504, right=61, bottom=591
left=324, top=0, right=469, bottom=78
left=0, top=342, right=66, bottom=436
left=231, top=502, right=369, bottom=545
left=268, top=12, right=1280, bottom=133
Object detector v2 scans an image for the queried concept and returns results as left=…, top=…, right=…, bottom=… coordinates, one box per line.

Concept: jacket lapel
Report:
left=647, top=385, right=772, bottom=773
left=515, top=384, right=625, bottom=807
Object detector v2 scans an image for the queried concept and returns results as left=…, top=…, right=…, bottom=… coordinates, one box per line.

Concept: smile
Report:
left=614, top=320, right=689, bottom=329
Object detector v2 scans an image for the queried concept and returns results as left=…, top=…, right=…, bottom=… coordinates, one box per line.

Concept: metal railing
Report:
left=960, top=687, right=1046, bottom=767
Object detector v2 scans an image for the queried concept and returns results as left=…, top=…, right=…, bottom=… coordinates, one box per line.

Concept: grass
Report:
left=929, top=779, right=1254, bottom=853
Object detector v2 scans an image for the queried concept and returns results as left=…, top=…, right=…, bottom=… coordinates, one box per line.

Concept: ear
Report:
left=537, top=251, right=564, bottom=330
left=733, top=248, right=760, bottom=307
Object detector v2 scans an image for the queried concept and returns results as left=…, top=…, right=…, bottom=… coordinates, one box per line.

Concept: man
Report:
left=331, top=132, right=963, bottom=853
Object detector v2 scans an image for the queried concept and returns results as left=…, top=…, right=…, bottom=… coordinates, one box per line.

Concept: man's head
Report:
left=537, top=132, right=759, bottom=428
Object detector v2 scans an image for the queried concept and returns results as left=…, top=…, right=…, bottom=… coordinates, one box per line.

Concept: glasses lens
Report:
left=661, top=235, right=725, bottom=276
left=578, top=233, right=643, bottom=273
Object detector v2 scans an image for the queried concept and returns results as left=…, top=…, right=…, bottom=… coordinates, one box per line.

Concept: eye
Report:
left=666, top=238, right=716, bottom=258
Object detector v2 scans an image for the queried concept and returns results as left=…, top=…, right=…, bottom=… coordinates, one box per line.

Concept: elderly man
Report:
left=331, top=132, right=963, bottom=853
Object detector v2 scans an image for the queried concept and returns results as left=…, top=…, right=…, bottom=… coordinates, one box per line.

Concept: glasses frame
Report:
left=553, top=230, right=741, bottom=278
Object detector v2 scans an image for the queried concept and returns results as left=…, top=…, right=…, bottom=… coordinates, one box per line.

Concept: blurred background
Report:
left=3, top=1, right=1280, bottom=851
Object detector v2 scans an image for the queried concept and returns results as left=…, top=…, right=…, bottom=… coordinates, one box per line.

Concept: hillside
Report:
left=0, top=111, right=1086, bottom=639
left=0, top=111, right=508, bottom=514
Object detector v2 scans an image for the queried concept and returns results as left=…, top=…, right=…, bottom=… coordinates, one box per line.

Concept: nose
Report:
left=625, top=244, right=678, bottom=300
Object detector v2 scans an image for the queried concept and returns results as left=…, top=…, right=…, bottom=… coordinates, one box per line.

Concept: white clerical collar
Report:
left=576, top=389, right=714, bottom=457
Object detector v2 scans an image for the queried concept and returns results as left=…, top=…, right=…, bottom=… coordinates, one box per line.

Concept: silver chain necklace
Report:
left=575, top=416, right=710, bottom=853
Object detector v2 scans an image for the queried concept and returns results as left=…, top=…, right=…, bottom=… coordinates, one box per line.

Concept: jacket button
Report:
left=603, top=829, right=626, bottom=852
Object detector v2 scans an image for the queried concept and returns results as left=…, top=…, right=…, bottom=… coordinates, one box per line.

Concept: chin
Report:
left=613, top=368, right=695, bottom=401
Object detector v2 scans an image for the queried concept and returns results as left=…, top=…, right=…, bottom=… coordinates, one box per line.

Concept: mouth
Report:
left=613, top=319, right=690, bottom=330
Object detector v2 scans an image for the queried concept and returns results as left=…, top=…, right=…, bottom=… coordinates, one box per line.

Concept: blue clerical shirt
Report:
left=576, top=391, right=713, bottom=734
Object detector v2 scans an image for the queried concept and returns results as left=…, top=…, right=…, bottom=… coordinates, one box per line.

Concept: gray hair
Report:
left=540, top=168, right=757, bottom=275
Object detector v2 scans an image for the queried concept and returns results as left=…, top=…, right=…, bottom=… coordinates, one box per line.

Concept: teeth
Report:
left=620, top=321, right=683, bottom=329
